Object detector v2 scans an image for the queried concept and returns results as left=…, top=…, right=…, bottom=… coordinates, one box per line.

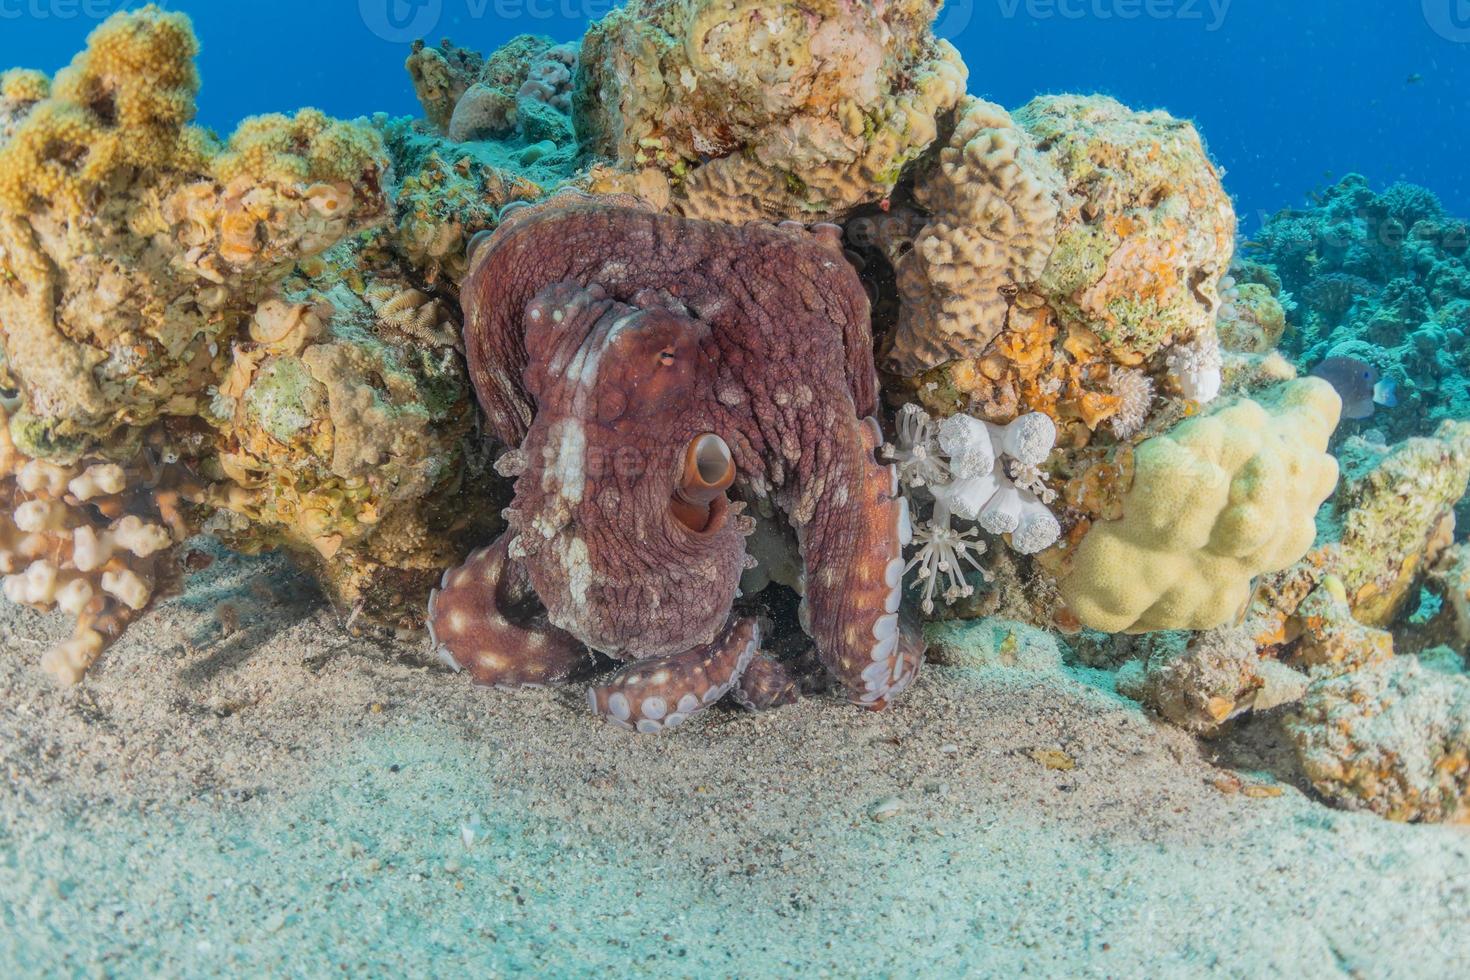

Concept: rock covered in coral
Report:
left=1325, top=421, right=1470, bottom=627
left=406, top=34, right=580, bottom=148
left=1116, top=627, right=1272, bottom=736
left=1216, top=275, right=1289, bottom=355
left=378, top=117, right=546, bottom=286
left=0, top=7, right=389, bottom=453
left=1289, top=657, right=1470, bottom=823
left=1248, top=174, right=1470, bottom=442
left=888, top=94, right=1236, bottom=426
left=1053, top=379, right=1342, bottom=633
left=201, top=236, right=501, bottom=631
left=575, top=0, right=966, bottom=222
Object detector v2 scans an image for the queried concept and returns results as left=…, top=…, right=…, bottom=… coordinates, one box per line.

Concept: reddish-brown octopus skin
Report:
left=432, top=194, right=924, bottom=729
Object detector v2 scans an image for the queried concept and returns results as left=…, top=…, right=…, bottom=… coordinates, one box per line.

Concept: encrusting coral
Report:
left=1322, top=421, right=1470, bottom=627
left=1289, top=657, right=1470, bottom=824
left=1053, top=379, right=1342, bottom=634
left=200, top=235, right=501, bottom=631
left=575, top=0, right=966, bottom=222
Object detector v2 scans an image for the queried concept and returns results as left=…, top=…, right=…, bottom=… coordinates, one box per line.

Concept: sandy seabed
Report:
left=1, top=544, right=1467, bottom=978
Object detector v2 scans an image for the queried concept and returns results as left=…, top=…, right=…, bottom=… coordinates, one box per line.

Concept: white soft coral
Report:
left=904, top=500, right=992, bottom=615
left=889, top=405, right=1065, bottom=615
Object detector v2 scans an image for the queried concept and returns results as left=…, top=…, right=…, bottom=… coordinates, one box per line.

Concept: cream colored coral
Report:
left=889, top=97, right=1065, bottom=374
left=1057, top=379, right=1342, bottom=633
left=0, top=399, right=188, bottom=683
left=576, top=0, right=965, bottom=221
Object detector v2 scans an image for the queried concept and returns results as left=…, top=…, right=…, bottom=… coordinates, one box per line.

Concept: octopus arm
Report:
left=794, top=416, right=924, bottom=709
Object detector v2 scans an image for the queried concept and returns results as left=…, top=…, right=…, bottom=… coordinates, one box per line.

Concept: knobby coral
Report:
left=1054, top=379, right=1342, bottom=633
left=0, top=6, right=389, bottom=452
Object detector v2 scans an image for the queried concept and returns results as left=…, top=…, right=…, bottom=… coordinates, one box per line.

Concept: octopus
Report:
left=428, top=194, right=923, bottom=733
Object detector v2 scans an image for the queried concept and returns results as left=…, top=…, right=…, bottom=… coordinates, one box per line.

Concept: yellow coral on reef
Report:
left=1056, top=379, right=1342, bottom=633
left=0, top=7, right=388, bottom=451
left=576, top=0, right=966, bottom=221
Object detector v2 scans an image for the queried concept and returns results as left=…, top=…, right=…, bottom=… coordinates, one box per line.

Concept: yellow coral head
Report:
left=1058, top=378, right=1343, bottom=634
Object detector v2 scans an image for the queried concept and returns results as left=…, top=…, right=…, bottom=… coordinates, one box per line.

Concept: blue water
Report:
left=1, top=0, right=1467, bottom=227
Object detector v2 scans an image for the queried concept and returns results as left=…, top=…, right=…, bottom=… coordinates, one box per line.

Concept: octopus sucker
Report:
left=432, top=196, right=926, bottom=732
left=589, top=618, right=761, bottom=733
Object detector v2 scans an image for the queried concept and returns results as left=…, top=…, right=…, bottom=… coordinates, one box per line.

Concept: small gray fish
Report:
left=1311, top=357, right=1398, bottom=420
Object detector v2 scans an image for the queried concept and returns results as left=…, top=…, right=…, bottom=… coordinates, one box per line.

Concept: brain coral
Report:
left=0, top=7, right=388, bottom=455
left=1056, top=378, right=1343, bottom=634
left=574, top=0, right=966, bottom=222
left=889, top=94, right=1236, bottom=412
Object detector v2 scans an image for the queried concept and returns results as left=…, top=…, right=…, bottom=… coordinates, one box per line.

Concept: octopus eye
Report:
left=658, top=348, right=677, bottom=367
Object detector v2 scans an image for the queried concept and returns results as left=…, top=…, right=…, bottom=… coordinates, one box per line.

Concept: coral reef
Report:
left=1289, top=657, right=1470, bottom=823
left=0, top=7, right=389, bottom=452
left=574, top=0, right=966, bottom=222
left=1248, top=174, right=1470, bottom=442
left=201, top=236, right=500, bottom=630
left=1054, top=379, right=1342, bottom=634
left=0, top=9, right=498, bottom=677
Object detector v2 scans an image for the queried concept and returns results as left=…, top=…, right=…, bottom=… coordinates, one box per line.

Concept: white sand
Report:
left=2, top=545, right=1467, bottom=977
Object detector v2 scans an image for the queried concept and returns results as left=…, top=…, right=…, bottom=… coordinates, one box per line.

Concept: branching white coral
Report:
left=887, top=404, right=1064, bottom=615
